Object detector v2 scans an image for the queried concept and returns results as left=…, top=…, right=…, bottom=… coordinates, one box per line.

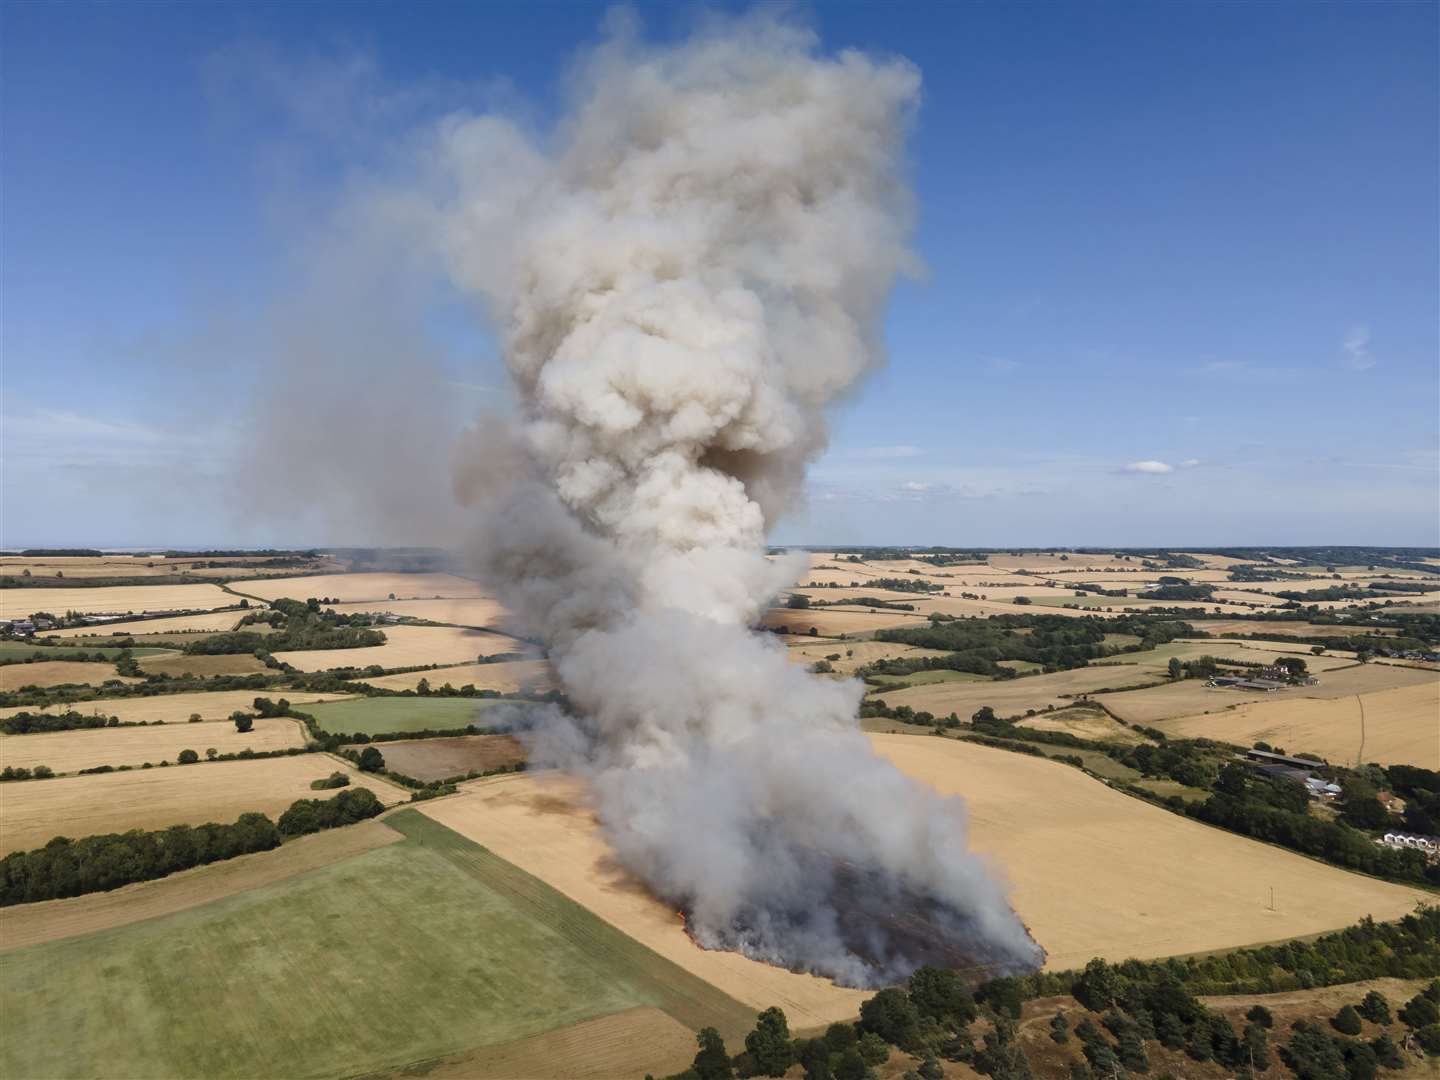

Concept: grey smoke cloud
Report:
left=442, top=12, right=1040, bottom=983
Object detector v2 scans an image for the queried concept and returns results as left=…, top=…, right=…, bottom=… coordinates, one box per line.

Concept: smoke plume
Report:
left=440, top=13, right=1043, bottom=986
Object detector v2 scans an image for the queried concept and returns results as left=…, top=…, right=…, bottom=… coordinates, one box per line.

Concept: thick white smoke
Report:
left=440, top=13, right=1042, bottom=985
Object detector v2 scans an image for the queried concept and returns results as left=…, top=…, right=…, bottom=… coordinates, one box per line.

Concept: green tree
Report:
left=1358, top=991, right=1392, bottom=1025
left=859, top=988, right=921, bottom=1051
left=177, top=749, right=199, bottom=764
left=745, top=1007, right=793, bottom=1077
left=1399, top=993, right=1440, bottom=1029
left=833, top=1048, right=869, bottom=1080
left=357, top=746, right=385, bottom=773
left=231, top=712, right=254, bottom=733
left=692, top=1027, right=733, bottom=1080
left=1073, top=958, right=1125, bottom=1012
left=1243, top=1022, right=1270, bottom=1072
left=1334, top=1005, right=1364, bottom=1036
left=909, top=965, right=976, bottom=1024
left=1369, top=1031, right=1403, bottom=1069
left=1168, top=657, right=1182, bottom=679
left=1050, top=1012, right=1070, bottom=1044
left=787, top=593, right=812, bottom=609
left=1245, top=1004, right=1274, bottom=1029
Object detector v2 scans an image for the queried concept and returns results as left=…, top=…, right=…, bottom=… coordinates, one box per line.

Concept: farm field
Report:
left=0, top=689, right=355, bottom=724
left=327, top=596, right=510, bottom=628
left=1158, top=681, right=1440, bottom=769
left=0, top=642, right=169, bottom=660
left=783, top=639, right=953, bottom=676
left=1096, top=661, right=1438, bottom=726
left=0, top=661, right=138, bottom=691
left=0, top=755, right=409, bottom=854
left=0, top=716, right=307, bottom=773
left=1194, top=619, right=1402, bottom=639
left=373, top=734, right=526, bottom=782
left=761, top=606, right=927, bottom=636
left=0, top=818, right=403, bottom=950
left=1015, top=704, right=1146, bottom=744
left=869, top=734, right=1433, bottom=970
left=0, top=810, right=750, bottom=1080
left=867, top=664, right=1169, bottom=720
left=136, top=652, right=272, bottom=678
left=273, top=624, right=525, bottom=671
left=298, top=696, right=503, bottom=735
left=361, top=658, right=553, bottom=694
left=0, top=583, right=239, bottom=617
left=234, top=572, right=485, bottom=604
left=418, top=773, right=873, bottom=1028
left=48, top=610, right=251, bottom=637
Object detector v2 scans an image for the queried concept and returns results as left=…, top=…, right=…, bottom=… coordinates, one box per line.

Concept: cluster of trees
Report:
left=867, top=577, right=945, bottom=594
left=0, top=765, right=54, bottom=781
left=274, top=787, right=383, bottom=836
left=1136, top=582, right=1215, bottom=601
left=1187, top=765, right=1439, bottom=885
left=1, top=784, right=386, bottom=906
left=0, top=710, right=124, bottom=734
left=309, top=771, right=351, bottom=790
left=871, top=614, right=1195, bottom=680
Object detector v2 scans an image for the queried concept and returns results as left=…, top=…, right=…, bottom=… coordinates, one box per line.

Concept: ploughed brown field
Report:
left=377, top=734, right=527, bottom=783
left=0, top=755, right=410, bottom=855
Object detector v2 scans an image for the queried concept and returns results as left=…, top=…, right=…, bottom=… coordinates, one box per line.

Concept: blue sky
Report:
left=3, top=1, right=1436, bottom=548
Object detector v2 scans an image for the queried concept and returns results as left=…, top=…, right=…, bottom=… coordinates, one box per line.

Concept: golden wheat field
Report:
left=361, top=659, right=553, bottom=694
left=0, top=584, right=238, bottom=618
left=136, top=653, right=272, bottom=678
left=235, top=572, right=485, bottom=604
left=417, top=773, right=871, bottom=1028
left=0, top=662, right=138, bottom=691
left=868, top=735, right=1433, bottom=970
left=1097, top=662, right=1438, bottom=726
left=1157, top=681, right=1440, bottom=769
left=760, top=607, right=927, bottom=636
left=48, top=611, right=251, bottom=638
left=0, top=689, right=356, bottom=724
left=273, top=625, right=526, bottom=671
left=0, top=717, right=307, bottom=773
left=784, top=639, right=953, bottom=675
left=0, top=755, right=410, bottom=855
left=325, top=597, right=510, bottom=628
left=868, top=664, right=1169, bottom=720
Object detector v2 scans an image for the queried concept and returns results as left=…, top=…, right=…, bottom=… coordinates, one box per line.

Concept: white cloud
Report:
left=1123, top=460, right=1174, bottom=474
left=844, top=444, right=925, bottom=460
left=902, top=480, right=935, bottom=492
left=1341, top=325, right=1376, bottom=371
left=1178, top=458, right=1202, bottom=469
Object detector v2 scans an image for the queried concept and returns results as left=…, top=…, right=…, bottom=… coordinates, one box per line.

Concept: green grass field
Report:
left=297, top=696, right=508, bottom=734
left=0, top=810, right=754, bottom=1080
left=0, top=643, right=171, bottom=660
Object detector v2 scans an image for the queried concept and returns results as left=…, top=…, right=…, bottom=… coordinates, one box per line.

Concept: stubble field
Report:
left=0, top=661, right=138, bottom=691
left=0, top=584, right=239, bottom=617
left=234, top=572, right=486, bottom=604
left=0, top=716, right=307, bottom=773
left=47, top=610, right=252, bottom=638
left=0, top=689, right=356, bottom=724
left=1157, top=681, right=1440, bottom=769
left=273, top=625, right=526, bottom=671
left=361, top=658, right=553, bottom=694
left=868, top=735, right=1433, bottom=970
left=0, top=755, right=410, bottom=854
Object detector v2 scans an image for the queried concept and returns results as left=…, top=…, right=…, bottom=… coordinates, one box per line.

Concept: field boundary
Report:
left=382, top=809, right=759, bottom=1040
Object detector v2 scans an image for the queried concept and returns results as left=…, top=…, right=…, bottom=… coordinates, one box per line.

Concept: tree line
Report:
left=0, top=788, right=384, bottom=906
